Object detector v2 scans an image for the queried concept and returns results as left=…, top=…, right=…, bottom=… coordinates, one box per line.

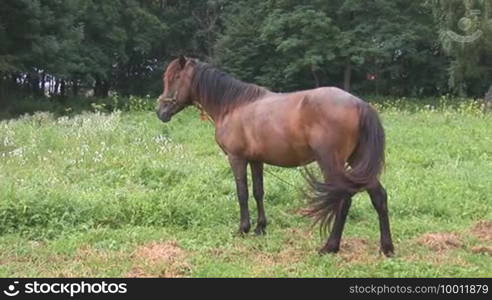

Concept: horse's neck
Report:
left=191, top=79, right=270, bottom=123
left=192, top=93, right=221, bottom=123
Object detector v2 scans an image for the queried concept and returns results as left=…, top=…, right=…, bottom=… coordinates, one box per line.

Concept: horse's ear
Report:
left=188, top=58, right=197, bottom=66
left=178, top=55, right=186, bottom=69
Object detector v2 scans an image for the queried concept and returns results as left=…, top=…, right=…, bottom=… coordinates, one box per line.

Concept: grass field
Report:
left=0, top=98, right=491, bottom=277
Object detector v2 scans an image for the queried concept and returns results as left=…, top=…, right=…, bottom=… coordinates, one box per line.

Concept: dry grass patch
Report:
left=416, top=233, right=463, bottom=251
left=133, top=241, right=184, bottom=263
left=470, top=220, right=492, bottom=242
left=467, top=220, right=492, bottom=256
left=470, top=246, right=492, bottom=256
left=337, top=238, right=381, bottom=264
left=126, top=241, right=191, bottom=278
left=406, top=232, right=468, bottom=267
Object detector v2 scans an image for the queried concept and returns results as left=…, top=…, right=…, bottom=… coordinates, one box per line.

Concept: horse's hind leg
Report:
left=250, top=162, right=267, bottom=235
left=367, top=181, right=394, bottom=256
left=316, top=155, right=354, bottom=254
left=319, top=192, right=354, bottom=254
left=228, top=155, right=250, bottom=234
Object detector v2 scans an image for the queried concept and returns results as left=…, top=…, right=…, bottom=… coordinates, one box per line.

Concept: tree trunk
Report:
left=0, top=72, right=6, bottom=108
left=31, top=73, right=41, bottom=96
left=343, top=60, right=352, bottom=92
left=55, top=79, right=60, bottom=96
left=94, top=78, right=110, bottom=98
left=72, top=79, right=79, bottom=97
left=375, top=64, right=380, bottom=95
left=94, top=78, right=102, bottom=97
left=41, top=72, right=46, bottom=96
left=484, top=85, right=492, bottom=112
left=101, top=81, right=110, bottom=98
left=60, top=80, right=66, bottom=97
left=311, top=64, right=320, bottom=87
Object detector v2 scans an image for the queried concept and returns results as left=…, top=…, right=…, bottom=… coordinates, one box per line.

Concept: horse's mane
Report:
left=191, top=62, right=268, bottom=115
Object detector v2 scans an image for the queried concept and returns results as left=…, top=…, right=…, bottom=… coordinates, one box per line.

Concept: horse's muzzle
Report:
left=156, top=110, right=172, bottom=123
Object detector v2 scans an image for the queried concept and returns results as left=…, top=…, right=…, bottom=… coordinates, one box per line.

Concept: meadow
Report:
left=0, top=97, right=490, bottom=277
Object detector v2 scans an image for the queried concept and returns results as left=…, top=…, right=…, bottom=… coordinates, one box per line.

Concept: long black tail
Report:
left=304, top=103, right=385, bottom=233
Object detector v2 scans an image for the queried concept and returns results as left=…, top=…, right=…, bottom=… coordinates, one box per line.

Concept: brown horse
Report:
left=156, top=56, right=394, bottom=256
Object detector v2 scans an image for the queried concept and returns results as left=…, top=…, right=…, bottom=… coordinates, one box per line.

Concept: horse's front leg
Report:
left=228, top=155, right=250, bottom=234
left=250, top=161, right=267, bottom=235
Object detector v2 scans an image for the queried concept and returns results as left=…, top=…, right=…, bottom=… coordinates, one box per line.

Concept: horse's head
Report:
left=156, top=55, right=196, bottom=122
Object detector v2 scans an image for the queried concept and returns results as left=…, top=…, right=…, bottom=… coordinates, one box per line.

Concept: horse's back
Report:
left=279, top=86, right=362, bottom=136
left=303, top=86, right=363, bottom=107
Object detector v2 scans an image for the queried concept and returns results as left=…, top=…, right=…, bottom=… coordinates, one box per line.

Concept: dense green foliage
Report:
left=1, top=0, right=491, bottom=103
left=0, top=99, right=490, bottom=276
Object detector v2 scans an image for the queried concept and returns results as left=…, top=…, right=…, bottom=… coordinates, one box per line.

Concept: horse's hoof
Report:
left=383, top=250, right=394, bottom=257
left=318, top=246, right=339, bottom=255
left=254, top=227, right=266, bottom=235
left=381, top=247, right=395, bottom=257
left=236, top=230, right=248, bottom=237
left=238, top=223, right=251, bottom=235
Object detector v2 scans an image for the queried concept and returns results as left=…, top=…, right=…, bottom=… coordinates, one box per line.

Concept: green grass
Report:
left=0, top=98, right=491, bottom=277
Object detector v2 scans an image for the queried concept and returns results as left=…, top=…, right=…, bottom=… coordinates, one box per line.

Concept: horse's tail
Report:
left=304, top=102, right=385, bottom=233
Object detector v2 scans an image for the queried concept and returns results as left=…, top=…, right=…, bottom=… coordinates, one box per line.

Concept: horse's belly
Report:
left=259, top=153, right=315, bottom=167
left=248, top=139, right=315, bottom=167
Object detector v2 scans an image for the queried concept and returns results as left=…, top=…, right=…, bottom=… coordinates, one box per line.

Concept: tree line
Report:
left=0, top=0, right=491, bottom=103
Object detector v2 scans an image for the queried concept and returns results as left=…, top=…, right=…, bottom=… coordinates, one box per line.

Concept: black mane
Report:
left=191, top=62, right=268, bottom=116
